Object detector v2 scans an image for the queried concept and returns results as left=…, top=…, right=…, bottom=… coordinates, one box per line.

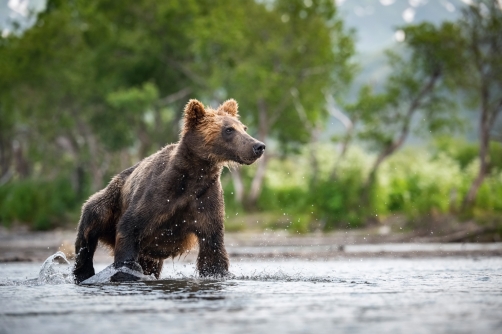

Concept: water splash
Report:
left=81, top=264, right=155, bottom=285
left=160, top=267, right=350, bottom=284
left=37, top=251, right=73, bottom=284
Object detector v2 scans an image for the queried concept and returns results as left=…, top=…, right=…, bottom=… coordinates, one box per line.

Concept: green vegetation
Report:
left=0, top=0, right=500, bottom=232
left=0, top=177, right=80, bottom=230
left=222, top=141, right=502, bottom=233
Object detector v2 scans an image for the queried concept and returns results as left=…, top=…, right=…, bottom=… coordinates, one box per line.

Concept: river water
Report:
left=1, top=255, right=501, bottom=334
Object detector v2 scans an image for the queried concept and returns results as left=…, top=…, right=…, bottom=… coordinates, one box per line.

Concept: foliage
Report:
left=341, top=22, right=464, bottom=177
left=191, top=0, right=356, bottom=208
left=328, top=20, right=475, bottom=219
left=433, top=137, right=502, bottom=171
left=0, top=0, right=356, bottom=212
left=457, top=0, right=502, bottom=207
left=0, top=0, right=501, bottom=230
left=194, top=0, right=355, bottom=146
left=222, top=142, right=502, bottom=232
left=0, top=177, right=80, bottom=230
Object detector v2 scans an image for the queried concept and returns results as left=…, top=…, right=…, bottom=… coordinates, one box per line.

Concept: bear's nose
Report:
left=253, top=143, right=266, bottom=155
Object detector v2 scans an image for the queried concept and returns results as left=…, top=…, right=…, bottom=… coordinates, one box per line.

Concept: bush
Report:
left=434, top=137, right=502, bottom=171
left=0, top=178, right=80, bottom=230
left=258, top=145, right=371, bottom=231
left=230, top=142, right=502, bottom=232
left=378, top=150, right=465, bottom=217
left=3, top=140, right=495, bottom=232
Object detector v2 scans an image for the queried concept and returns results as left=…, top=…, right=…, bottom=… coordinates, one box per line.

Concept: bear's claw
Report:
left=113, top=260, right=143, bottom=273
left=110, top=271, right=141, bottom=282
left=109, top=261, right=144, bottom=282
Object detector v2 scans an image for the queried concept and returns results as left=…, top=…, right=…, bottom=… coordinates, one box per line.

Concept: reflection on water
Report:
left=77, top=279, right=229, bottom=300
left=145, top=279, right=228, bottom=294
left=145, top=280, right=229, bottom=302
left=1, top=258, right=501, bottom=334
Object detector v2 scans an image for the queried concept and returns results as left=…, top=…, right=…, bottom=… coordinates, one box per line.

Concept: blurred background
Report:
left=0, top=0, right=501, bottom=239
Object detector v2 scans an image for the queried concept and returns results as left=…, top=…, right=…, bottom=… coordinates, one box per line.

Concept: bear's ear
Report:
left=184, top=99, right=206, bottom=129
left=219, top=99, right=239, bottom=117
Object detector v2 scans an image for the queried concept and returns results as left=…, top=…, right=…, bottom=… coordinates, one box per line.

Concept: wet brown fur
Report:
left=73, top=99, right=265, bottom=283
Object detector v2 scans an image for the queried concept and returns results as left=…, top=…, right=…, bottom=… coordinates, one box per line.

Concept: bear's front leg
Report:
left=111, top=212, right=144, bottom=282
left=197, top=227, right=230, bottom=278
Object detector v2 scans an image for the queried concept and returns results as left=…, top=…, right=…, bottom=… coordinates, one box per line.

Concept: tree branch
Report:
left=290, top=88, right=313, bottom=132
left=268, top=91, right=292, bottom=127
left=164, top=57, right=207, bottom=87
left=157, top=87, right=193, bottom=106
left=368, top=71, right=441, bottom=183
left=488, top=97, right=502, bottom=127
left=324, top=91, right=353, bottom=131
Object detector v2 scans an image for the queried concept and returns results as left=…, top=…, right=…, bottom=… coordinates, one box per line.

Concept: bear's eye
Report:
left=225, top=127, right=235, bottom=134
left=243, top=126, right=248, bottom=132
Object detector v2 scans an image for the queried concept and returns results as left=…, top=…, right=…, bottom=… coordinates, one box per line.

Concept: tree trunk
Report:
left=244, top=99, right=269, bottom=209
left=308, top=128, right=321, bottom=187
left=59, top=133, right=88, bottom=197
left=87, top=132, right=106, bottom=192
left=75, top=117, right=106, bottom=192
left=230, top=99, right=270, bottom=210
left=73, top=164, right=85, bottom=198
left=329, top=123, right=355, bottom=181
left=230, top=167, right=244, bottom=204
left=137, top=124, right=151, bottom=159
left=292, top=88, right=321, bottom=186
left=0, top=137, right=13, bottom=184
left=462, top=103, right=490, bottom=209
left=361, top=72, right=441, bottom=216
left=363, top=110, right=413, bottom=203
left=361, top=145, right=394, bottom=213
left=325, top=91, right=354, bottom=178
left=120, top=149, right=132, bottom=171
left=13, top=140, right=29, bottom=178
left=247, top=155, right=268, bottom=209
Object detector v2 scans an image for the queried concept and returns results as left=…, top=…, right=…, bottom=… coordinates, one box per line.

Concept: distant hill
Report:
left=343, top=0, right=467, bottom=91
left=325, top=0, right=480, bottom=143
left=339, top=0, right=465, bottom=53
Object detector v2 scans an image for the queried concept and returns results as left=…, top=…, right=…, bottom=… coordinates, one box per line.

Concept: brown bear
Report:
left=73, top=99, right=265, bottom=283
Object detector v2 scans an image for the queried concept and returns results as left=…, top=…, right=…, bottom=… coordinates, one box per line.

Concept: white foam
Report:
left=37, top=251, right=73, bottom=284
left=81, top=264, right=155, bottom=285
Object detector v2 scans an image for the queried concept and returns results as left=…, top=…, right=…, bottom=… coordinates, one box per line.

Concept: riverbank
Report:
left=1, top=225, right=501, bottom=263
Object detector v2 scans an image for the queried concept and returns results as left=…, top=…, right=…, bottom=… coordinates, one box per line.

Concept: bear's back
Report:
left=121, top=144, right=178, bottom=209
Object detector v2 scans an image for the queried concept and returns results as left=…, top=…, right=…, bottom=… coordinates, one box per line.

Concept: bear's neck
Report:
left=174, top=138, right=222, bottom=178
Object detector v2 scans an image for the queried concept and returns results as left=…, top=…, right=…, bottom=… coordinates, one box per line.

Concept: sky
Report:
left=337, top=0, right=468, bottom=53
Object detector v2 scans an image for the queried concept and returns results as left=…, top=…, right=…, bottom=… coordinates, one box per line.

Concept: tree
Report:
left=341, top=22, right=464, bottom=211
left=459, top=0, right=502, bottom=208
left=193, top=0, right=355, bottom=208
left=0, top=0, right=202, bottom=192
left=1, top=0, right=356, bottom=211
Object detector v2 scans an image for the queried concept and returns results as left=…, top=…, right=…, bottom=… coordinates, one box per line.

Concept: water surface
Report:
left=1, top=257, right=501, bottom=334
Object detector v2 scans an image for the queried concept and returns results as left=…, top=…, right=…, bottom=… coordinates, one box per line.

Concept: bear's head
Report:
left=182, top=99, right=265, bottom=165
